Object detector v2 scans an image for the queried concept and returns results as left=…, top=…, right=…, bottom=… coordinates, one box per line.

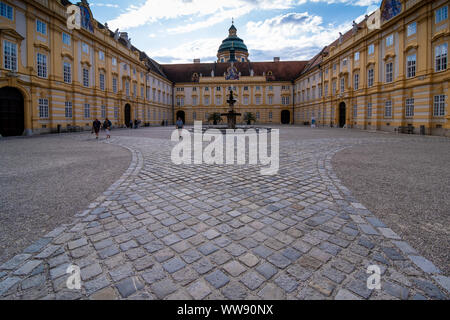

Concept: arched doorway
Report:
left=124, top=104, right=131, bottom=127
left=281, top=110, right=290, bottom=124
left=339, top=102, right=346, bottom=128
left=176, top=110, right=185, bottom=124
left=0, top=87, right=24, bottom=137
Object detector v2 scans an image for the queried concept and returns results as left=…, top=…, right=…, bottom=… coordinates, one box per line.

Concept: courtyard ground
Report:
left=0, top=126, right=448, bottom=300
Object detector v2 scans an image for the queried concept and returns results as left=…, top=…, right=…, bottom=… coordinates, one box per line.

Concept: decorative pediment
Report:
left=0, top=28, right=25, bottom=40
left=383, top=53, right=396, bottom=61
left=404, top=43, right=418, bottom=53
left=61, top=52, right=74, bottom=60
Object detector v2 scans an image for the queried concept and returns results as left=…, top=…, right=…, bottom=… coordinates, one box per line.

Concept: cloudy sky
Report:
left=89, top=0, right=381, bottom=64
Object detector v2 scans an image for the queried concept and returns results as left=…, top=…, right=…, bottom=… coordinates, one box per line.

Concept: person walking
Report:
left=92, top=119, right=101, bottom=139
left=103, top=118, right=112, bottom=139
left=176, top=117, right=184, bottom=139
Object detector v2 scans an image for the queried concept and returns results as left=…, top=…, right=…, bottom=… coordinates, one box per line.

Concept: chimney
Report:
left=193, top=59, right=200, bottom=64
left=274, top=57, right=280, bottom=62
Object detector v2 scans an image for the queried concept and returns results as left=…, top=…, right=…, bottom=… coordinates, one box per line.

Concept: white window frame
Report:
left=36, top=19, right=47, bottom=35
left=367, top=102, right=372, bottom=118
left=386, top=34, right=394, bottom=47
left=62, top=32, right=71, bottom=46
left=84, top=103, right=90, bottom=119
left=63, top=62, right=71, bottom=83
left=100, top=73, right=105, bottom=91
left=354, top=52, right=360, bottom=61
left=354, top=73, right=359, bottom=90
left=65, top=101, right=73, bottom=118
left=405, top=98, right=414, bottom=117
left=99, top=51, right=105, bottom=61
left=368, top=44, right=375, bottom=55
left=39, top=98, right=49, bottom=118
left=407, top=22, right=417, bottom=37
left=0, top=2, right=13, bottom=20
left=433, top=95, right=445, bottom=117
left=3, top=40, right=17, bottom=71
left=83, top=68, right=89, bottom=87
left=82, top=43, right=89, bottom=54
left=385, top=62, right=393, bottom=83
left=112, top=57, right=117, bottom=66
left=435, top=6, right=448, bottom=24
left=368, top=68, right=374, bottom=87
left=435, top=43, right=448, bottom=72
left=407, top=54, right=416, bottom=78
left=37, top=53, right=47, bottom=78
left=385, top=100, right=392, bottom=118
left=101, top=105, right=106, bottom=119
left=112, top=77, right=117, bottom=93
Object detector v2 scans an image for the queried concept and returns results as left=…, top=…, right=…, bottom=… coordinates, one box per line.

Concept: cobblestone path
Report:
left=0, top=131, right=448, bottom=300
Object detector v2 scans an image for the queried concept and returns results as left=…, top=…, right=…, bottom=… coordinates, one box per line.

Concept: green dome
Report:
left=218, top=24, right=248, bottom=53
left=218, top=36, right=248, bottom=53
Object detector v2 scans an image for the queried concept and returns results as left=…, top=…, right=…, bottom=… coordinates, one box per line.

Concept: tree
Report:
left=208, top=113, right=223, bottom=125
left=243, top=112, right=256, bottom=125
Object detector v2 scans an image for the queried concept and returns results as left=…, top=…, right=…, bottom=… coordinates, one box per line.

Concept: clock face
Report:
left=381, top=0, right=402, bottom=22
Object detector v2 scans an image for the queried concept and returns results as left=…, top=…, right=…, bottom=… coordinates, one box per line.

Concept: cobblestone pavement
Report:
left=0, top=127, right=448, bottom=300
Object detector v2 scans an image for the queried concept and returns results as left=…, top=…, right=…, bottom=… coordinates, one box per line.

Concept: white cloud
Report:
left=107, top=0, right=379, bottom=31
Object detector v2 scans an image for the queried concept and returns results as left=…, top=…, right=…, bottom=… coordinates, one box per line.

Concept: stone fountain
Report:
left=221, top=90, right=241, bottom=130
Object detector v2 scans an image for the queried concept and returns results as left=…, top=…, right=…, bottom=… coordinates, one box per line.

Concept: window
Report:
left=3, top=40, right=17, bottom=71
left=256, top=96, right=261, bottom=105
left=368, top=69, right=374, bottom=87
left=125, top=81, right=130, bottom=96
left=112, top=57, right=117, bottom=66
left=63, top=62, right=71, bottom=83
left=216, top=87, right=221, bottom=91
left=112, top=77, right=117, bottom=93
left=407, top=22, right=417, bottom=36
left=386, top=34, right=394, bottom=47
left=435, top=6, right=448, bottom=24
left=385, top=100, right=392, bottom=118
left=354, top=74, right=359, bottom=90
left=268, top=96, right=273, bottom=105
left=405, top=98, right=414, bottom=117
left=204, top=87, right=209, bottom=92
left=342, top=58, right=347, bottom=66
left=146, top=87, right=150, bottom=100
left=114, top=107, right=119, bottom=119
left=368, top=44, right=374, bottom=55
left=192, top=87, right=197, bottom=92
left=84, top=103, right=90, bottom=118
left=216, top=97, right=221, bottom=105
left=435, top=43, right=448, bottom=72
left=243, top=96, right=249, bottom=105
left=354, top=52, right=360, bottom=61
left=133, top=84, right=137, bottom=97
left=0, top=2, right=13, bottom=20
left=100, top=105, right=106, bottom=119
left=282, top=96, right=290, bottom=105
left=256, top=86, right=261, bottom=91
left=433, top=95, right=445, bottom=116
left=133, top=68, right=136, bottom=75
left=100, top=74, right=105, bottom=91
left=204, top=96, right=210, bottom=105
left=39, top=98, right=49, bottom=118
left=65, top=101, right=72, bottom=118
left=340, top=77, right=345, bottom=93
left=82, top=43, right=89, bottom=54
left=176, top=97, right=184, bottom=107
left=62, top=33, right=71, bottom=46
left=244, top=86, right=249, bottom=91
left=269, top=111, right=273, bottom=120
left=256, top=112, right=260, bottom=120
left=141, top=86, right=144, bottom=98
left=83, top=68, right=89, bottom=87
left=192, top=96, right=198, bottom=106
left=37, top=53, right=47, bottom=78
left=385, top=62, right=393, bottom=83
left=407, top=54, right=416, bottom=78
left=318, top=84, right=322, bottom=98
left=324, top=83, right=328, bottom=97
left=353, top=105, right=357, bottom=118
left=367, top=103, right=372, bottom=118
left=36, top=20, right=47, bottom=35
left=123, top=63, right=127, bottom=71
left=268, top=86, right=273, bottom=91
left=332, top=80, right=336, bottom=95
left=99, top=51, right=105, bottom=61
left=333, top=63, right=337, bottom=71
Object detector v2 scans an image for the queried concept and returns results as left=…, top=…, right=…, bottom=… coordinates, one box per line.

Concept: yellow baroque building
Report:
left=0, top=0, right=449, bottom=137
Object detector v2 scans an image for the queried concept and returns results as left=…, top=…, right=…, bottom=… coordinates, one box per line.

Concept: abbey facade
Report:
left=0, top=0, right=448, bottom=136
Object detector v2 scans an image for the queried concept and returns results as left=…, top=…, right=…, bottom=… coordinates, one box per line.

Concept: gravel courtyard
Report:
left=0, top=135, right=131, bottom=263
left=0, top=126, right=448, bottom=300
